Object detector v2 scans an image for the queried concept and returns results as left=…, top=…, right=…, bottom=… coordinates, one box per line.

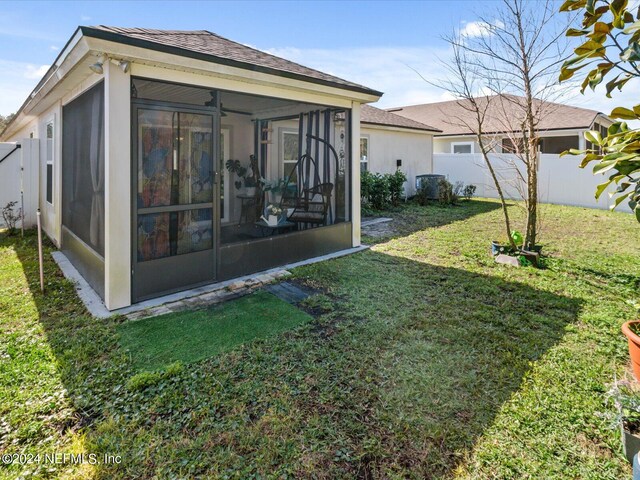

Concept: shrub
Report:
left=368, top=173, right=390, bottom=210
left=361, top=170, right=374, bottom=205
left=388, top=170, right=407, bottom=206
left=414, top=183, right=430, bottom=206
left=437, top=178, right=459, bottom=205
left=462, top=184, right=477, bottom=200
left=361, top=170, right=406, bottom=210
left=2, top=201, right=22, bottom=236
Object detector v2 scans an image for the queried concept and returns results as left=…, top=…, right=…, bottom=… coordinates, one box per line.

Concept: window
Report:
left=45, top=120, right=54, bottom=204
left=501, top=138, right=526, bottom=154
left=452, top=142, right=473, bottom=154
left=282, top=130, right=299, bottom=183
left=539, top=135, right=579, bottom=154
left=360, top=136, right=369, bottom=172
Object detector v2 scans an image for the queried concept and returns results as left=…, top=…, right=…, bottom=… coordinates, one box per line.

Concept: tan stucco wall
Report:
left=361, top=126, right=434, bottom=196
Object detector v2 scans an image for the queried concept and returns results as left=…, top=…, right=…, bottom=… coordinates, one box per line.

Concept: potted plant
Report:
left=607, top=381, right=640, bottom=465
left=491, top=230, right=541, bottom=268
left=623, top=321, right=640, bottom=382
left=263, top=177, right=288, bottom=204
left=261, top=204, right=282, bottom=226
left=226, top=155, right=261, bottom=196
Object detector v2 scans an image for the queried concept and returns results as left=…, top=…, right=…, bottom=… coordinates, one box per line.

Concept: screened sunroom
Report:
left=1, top=26, right=381, bottom=310
left=129, top=78, right=354, bottom=301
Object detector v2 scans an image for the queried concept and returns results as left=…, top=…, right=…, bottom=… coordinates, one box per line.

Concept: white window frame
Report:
left=360, top=135, right=369, bottom=171
left=280, top=129, right=299, bottom=182
left=451, top=141, right=474, bottom=154
left=45, top=116, right=55, bottom=205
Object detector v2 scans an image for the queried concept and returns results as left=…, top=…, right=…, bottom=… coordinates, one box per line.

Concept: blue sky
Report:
left=0, top=1, right=633, bottom=117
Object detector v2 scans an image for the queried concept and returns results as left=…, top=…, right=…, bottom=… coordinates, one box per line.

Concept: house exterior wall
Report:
left=3, top=74, right=105, bottom=246
left=361, top=125, right=433, bottom=196
left=433, top=136, right=482, bottom=154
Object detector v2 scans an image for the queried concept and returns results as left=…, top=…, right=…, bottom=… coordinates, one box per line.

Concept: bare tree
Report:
left=440, top=0, right=572, bottom=248
left=437, top=41, right=518, bottom=250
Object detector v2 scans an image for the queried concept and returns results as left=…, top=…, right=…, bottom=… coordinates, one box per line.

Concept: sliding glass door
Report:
left=132, top=103, right=217, bottom=301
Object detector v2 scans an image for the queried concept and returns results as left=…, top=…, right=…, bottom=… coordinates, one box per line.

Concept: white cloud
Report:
left=24, top=64, right=49, bottom=80
left=265, top=45, right=453, bottom=109
left=0, top=60, right=46, bottom=115
left=560, top=78, right=640, bottom=128
left=50, top=45, right=59, bottom=52
left=1, top=42, right=636, bottom=130
left=265, top=44, right=639, bottom=128
left=459, top=20, right=503, bottom=38
left=80, top=15, right=92, bottom=21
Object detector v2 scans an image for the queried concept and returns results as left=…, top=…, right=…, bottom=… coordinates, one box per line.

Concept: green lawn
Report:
left=118, top=290, right=312, bottom=371
left=1, top=199, right=638, bottom=479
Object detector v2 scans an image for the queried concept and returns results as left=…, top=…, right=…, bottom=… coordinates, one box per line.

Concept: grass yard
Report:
left=1, top=198, right=639, bottom=479
left=118, top=290, right=312, bottom=371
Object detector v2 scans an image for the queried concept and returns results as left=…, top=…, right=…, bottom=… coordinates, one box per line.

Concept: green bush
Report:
left=438, top=178, right=459, bottom=205
left=414, top=183, right=430, bottom=206
left=462, top=184, right=477, bottom=201
left=388, top=170, right=407, bottom=206
left=361, top=170, right=407, bottom=211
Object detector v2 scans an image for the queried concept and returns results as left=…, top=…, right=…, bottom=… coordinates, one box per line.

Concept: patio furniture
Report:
left=279, top=133, right=340, bottom=228
left=236, top=193, right=257, bottom=223
left=286, top=183, right=333, bottom=227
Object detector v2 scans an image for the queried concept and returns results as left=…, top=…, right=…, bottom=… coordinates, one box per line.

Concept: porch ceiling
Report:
left=134, top=78, right=326, bottom=117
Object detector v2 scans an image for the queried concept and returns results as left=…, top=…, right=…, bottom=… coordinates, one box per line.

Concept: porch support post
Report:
left=104, top=60, right=131, bottom=310
left=350, top=101, right=361, bottom=247
left=578, top=132, right=586, bottom=150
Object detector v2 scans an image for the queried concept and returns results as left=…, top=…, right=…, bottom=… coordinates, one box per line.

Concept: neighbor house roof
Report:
left=82, top=26, right=383, bottom=97
left=360, top=104, right=441, bottom=132
left=387, top=95, right=604, bottom=136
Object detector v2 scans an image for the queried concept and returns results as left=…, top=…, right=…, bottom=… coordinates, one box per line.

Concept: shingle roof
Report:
left=361, top=104, right=440, bottom=132
left=388, top=95, right=603, bottom=136
left=82, top=26, right=382, bottom=97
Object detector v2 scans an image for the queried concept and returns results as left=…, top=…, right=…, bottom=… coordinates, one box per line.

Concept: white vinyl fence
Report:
left=433, top=153, right=632, bottom=213
left=0, top=139, right=39, bottom=228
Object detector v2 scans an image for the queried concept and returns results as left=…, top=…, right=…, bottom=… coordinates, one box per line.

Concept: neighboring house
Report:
left=359, top=105, right=440, bottom=196
left=388, top=95, right=627, bottom=212
left=0, top=25, right=391, bottom=311
left=388, top=94, right=613, bottom=154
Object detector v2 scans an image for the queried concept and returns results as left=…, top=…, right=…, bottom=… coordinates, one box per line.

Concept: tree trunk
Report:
left=477, top=134, right=517, bottom=251
left=515, top=4, right=539, bottom=249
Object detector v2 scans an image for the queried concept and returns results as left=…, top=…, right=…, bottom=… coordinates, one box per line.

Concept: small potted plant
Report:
left=491, top=230, right=541, bottom=267
left=623, top=321, right=640, bottom=382
left=261, top=204, right=282, bottom=226
left=607, top=380, right=640, bottom=464
left=263, top=177, right=288, bottom=204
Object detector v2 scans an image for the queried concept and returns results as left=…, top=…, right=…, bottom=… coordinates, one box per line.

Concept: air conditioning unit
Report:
left=415, top=174, right=446, bottom=199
